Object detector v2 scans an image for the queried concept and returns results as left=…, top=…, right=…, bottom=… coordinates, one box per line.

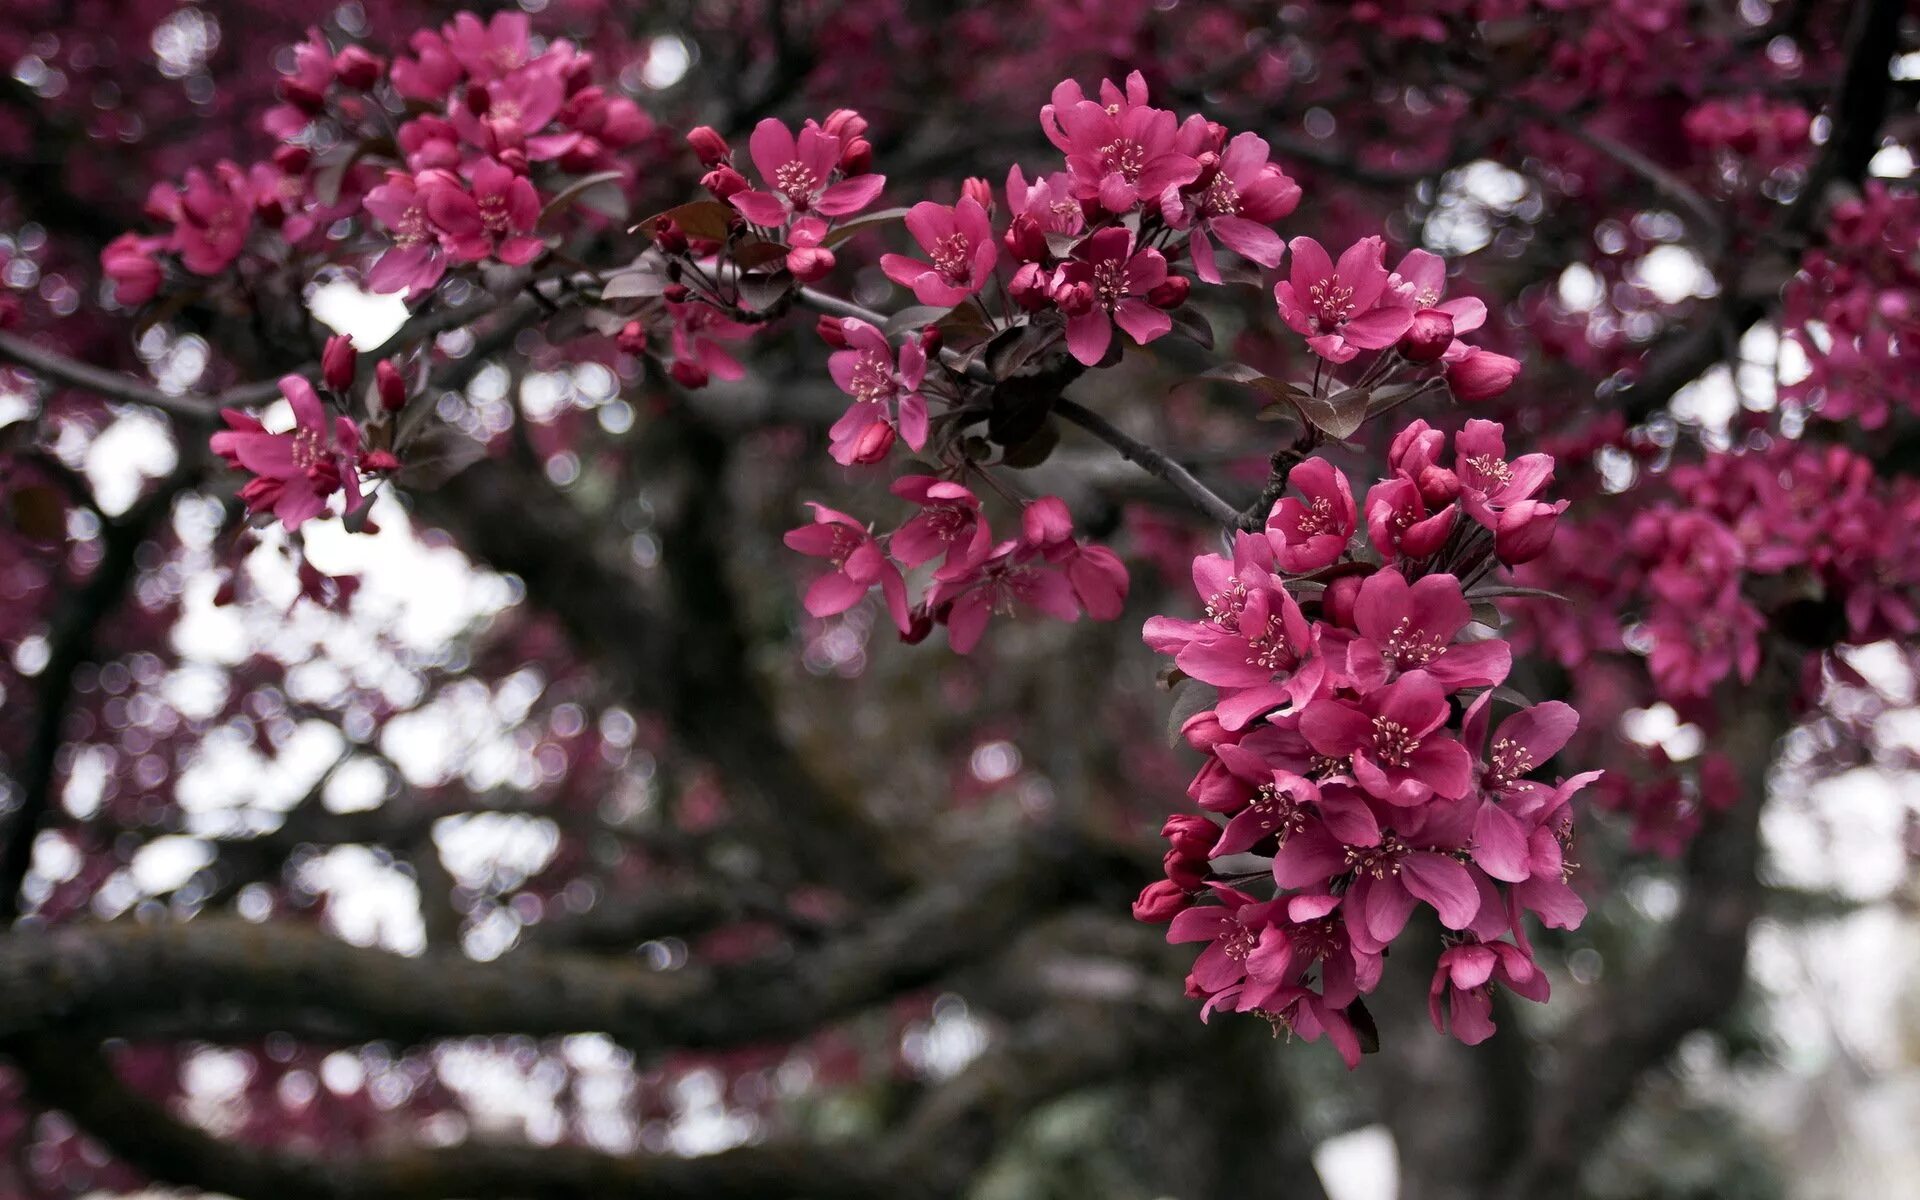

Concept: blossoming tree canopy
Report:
left=0, top=0, right=1916, bottom=1197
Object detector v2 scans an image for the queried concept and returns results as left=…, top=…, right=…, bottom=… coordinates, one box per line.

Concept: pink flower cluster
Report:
left=1781, top=184, right=1920, bottom=430
left=786, top=489, right=1127, bottom=654
left=1134, top=428, right=1594, bottom=1065
left=209, top=337, right=406, bottom=530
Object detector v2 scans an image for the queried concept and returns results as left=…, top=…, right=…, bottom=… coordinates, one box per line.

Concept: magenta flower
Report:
left=928, top=536, right=1085, bottom=653
left=365, top=172, right=450, bottom=298
left=173, top=164, right=254, bottom=276
left=1005, top=166, right=1086, bottom=236
left=1448, top=348, right=1521, bottom=401
left=783, top=503, right=910, bottom=633
left=1389, top=249, right=1486, bottom=361
left=1427, top=941, right=1547, bottom=1045
left=1494, top=498, right=1568, bottom=566
left=1300, top=669, right=1474, bottom=805
left=1273, top=236, right=1416, bottom=363
left=881, top=198, right=999, bottom=306
left=889, top=476, right=994, bottom=581
left=101, top=234, right=165, bottom=306
left=1453, top=420, right=1555, bottom=526
left=452, top=67, right=568, bottom=158
left=665, top=300, right=753, bottom=387
left=1343, top=570, right=1511, bottom=692
left=1055, top=90, right=1200, bottom=213
left=209, top=376, right=363, bottom=530
left=1215, top=771, right=1379, bottom=860
left=1265, top=457, right=1355, bottom=573
left=442, top=9, right=532, bottom=81
left=1057, top=227, right=1171, bottom=366
left=1020, top=497, right=1130, bottom=620
left=1169, top=132, right=1300, bottom=284
left=730, top=118, right=885, bottom=227
left=825, top=319, right=928, bottom=466
left=428, top=158, right=546, bottom=267
left=1363, top=476, right=1457, bottom=562
left=1167, top=885, right=1287, bottom=994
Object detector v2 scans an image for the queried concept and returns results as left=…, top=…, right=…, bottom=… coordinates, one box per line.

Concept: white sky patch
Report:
left=1632, top=244, right=1718, bottom=305
left=1622, top=702, right=1705, bottom=761
left=85, top=409, right=177, bottom=516
left=309, top=277, right=412, bottom=348
left=1316, top=1124, right=1399, bottom=1200
left=641, top=35, right=691, bottom=90
left=299, top=844, right=427, bottom=956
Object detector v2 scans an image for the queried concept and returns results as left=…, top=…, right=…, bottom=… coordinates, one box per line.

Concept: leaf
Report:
left=1346, top=998, right=1381, bottom=1056
left=988, top=375, right=1055, bottom=447
left=999, top=419, right=1059, bottom=469
left=821, top=207, right=912, bottom=247
left=1045, top=231, right=1082, bottom=259
left=396, top=425, right=489, bottom=489
left=736, top=270, right=793, bottom=313
left=1164, top=678, right=1219, bottom=747
left=728, top=239, right=791, bottom=270
left=984, top=322, right=1055, bottom=380
left=539, top=171, right=628, bottom=227
left=1168, top=306, right=1214, bottom=349
left=1465, top=584, right=1569, bottom=602
left=601, top=265, right=669, bottom=300
left=636, top=201, right=734, bottom=242
left=881, top=305, right=955, bottom=337
left=311, top=136, right=392, bottom=206
left=1192, top=365, right=1368, bottom=439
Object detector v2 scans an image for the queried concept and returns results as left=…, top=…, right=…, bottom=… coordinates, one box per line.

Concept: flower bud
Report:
left=333, top=45, right=385, bottom=90
left=662, top=283, right=691, bottom=303
left=1161, top=814, right=1216, bottom=858
left=1190, top=151, right=1221, bottom=189
left=701, top=165, right=747, bottom=201
left=786, top=245, right=836, bottom=282
left=839, top=137, right=873, bottom=176
left=1132, top=879, right=1192, bottom=923
left=1495, top=499, right=1565, bottom=565
left=375, top=360, right=407, bottom=411
left=1323, top=572, right=1365, bottom=628
left=816, top=315, right=851, bottom=348
left=919, top=327, right=943, bottom=356
left=1147, top=275, right=1191, bottom=309
left=321, top=335, right=357, bottom=392
left=653, top=219, right=689, bottom=256
left=464, top=84, right=491, bottom=116
left=1162, top=848, right=1206, bottom=891
left=1448, top=349, right=1521, bottom=402
left=901, top=605, right=935, bottom=644
left=848, top=420, right=896, bottom=464
left=360, top=449, right=402, bottom=473
left=1400, top=308, right=1455, bottom=362
left=1008, top=262, right=1053, bottom=312
left=1416, top=464, right=1460, bottom=505
left=496, top=147, right=529, bottom=175
left=686, top=125, right=732, bottom=167
left=1180, top=709, right=1231, bottom=751
left=961, top=176, right=994, bottom=213
left=557, top=135, right=605, bottom=173
left=272, top=144, right=312, bottom=175
left=823, top=108, right=868, bottom=140
left=670, top=359, right=711, bottom=389
left=616, top=321, right=648, bottom=355
left=278, top=77, right=327, bottom=114
left=1052, top=279, right=1094, bottom=317
left=1003, top=213, right=1048, bottom=263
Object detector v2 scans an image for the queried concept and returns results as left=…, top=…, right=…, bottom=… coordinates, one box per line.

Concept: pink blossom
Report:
left=1166, top=132, right=1299, bottom=283
left=1341, top=570, right=1511, bottom=691
left=1273, top=236, right=1415, bottom=363
left=1005, top=166, right=1086, bottom=236
left=1448, top=348, right=1522, bottom=401
left=825, top=319, right=929, bottom=466
left=731, top=118, right=885, bottom=227
left=889, top=477, right=994, bottom=581
left=928, top=535, right=1085, bottom=653
left=101, top=234, right=165, bottom=306
left=1453, top=420, right=1555, bottom=527
left=1167, top=885, right=1287, bottom=994
left=1363, top=476, right=1458, bottom=561
left=172, top=164, right=254, bottom=276
left=783, top=503, right=910, bottom=633
left=1389, top=249, right=1486, bottom=361
left=1427, top=941, right=1547, bottom=1045
left=442, top=10, right=532, bottom=81
left=1299, top=670, right=1474, bottom=805
left=428, top=158, right=546, bottom=267
left=1052, top=83, right=1200, bottom=213
left=209, top=376, right=363, bottom=530
left=1057, top=227, right=1171, bottom=365
left=1265, top=458, right=1355, bottom=573
left=365, top=172, right=450, bottom=297
left=881, top=198, right=998, bottom=306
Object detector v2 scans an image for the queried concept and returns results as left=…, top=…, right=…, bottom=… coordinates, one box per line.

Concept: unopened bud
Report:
left=1003, top=213, right=1048, bottom=263
left=670, top=359, right=710, bottom=389
left=1131, top=879, right=1192, bottom=923
left=616, top=320, right=648, bottom=355
left=919, top=327, right=943, bottom=355
left=686, top=125, right=732, bottom=167
left=272, top=144, right=311, bottom=175
left=662, top=283, right=691, bottom=303
left=321, top=334, right=357, bottom=392
left=816, top=315, right=851, bottom=348
left=1400, top=308, right=1455, bottom=363
left=823, top=108, right=868, bottom=140
left=333, top=45, right=385, bottom=90
left=1008, top=262, right=1053, bottom=311
left=839, top=137, right=873, bottom=176
left=375, top=360, right=407, bottom=411
left=848, top=420, right=896, bottom=464
left=1052, top=279, right=1095, bottom=317
left=786, top=245, right=836, bottom=283
left=1323, top=572, right=1366, bottom=628
left=701, top=165, right=747, bottom=201
left=1162, top=848, right=1206, bottom=891
left=1417, top=464, right=1460, bottom=505
left=961, top=177, right=994, bottom=213
left=1147, top=275, right=1191, bottom=309
left=1161, top=814, right=1216, bottom=858
left=653, top=219, right=689, bottom=255
left=360, top=449, right=402, bottom=473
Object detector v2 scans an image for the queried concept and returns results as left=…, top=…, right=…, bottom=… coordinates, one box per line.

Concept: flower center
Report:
left=1382, top=617, right=1447, bottom=668
left=478, top=193, right=513, bottom=233
left=1248, top=783, right=1311, bottom=843
left=774, top=161, right=821, bottom=206
left=1204, top=577, right=1249, bottom=632
left=1203, top=174, right=1241, bottom=217
left=1487, top=736, right=1535, bottom=789
left=1243, top=612, right=1299, bottom=673
left=1091, top=258, right=1128, bottom=307
left=1308, top=274, right=1356, bottom=331
left=1467, top=454, right=1513, bottom=487
left=930, top=232, right=972, bottom=280
left=1293, top=495, right=1337, bottom=538
left=1369, top=716, right=1421, bottom=768
left=1222, top=924, right=1258, bottom=961
left=1344, top=834, right=1409, bottom=879
left=1099, top=138, right=1146, bottom=182
left=849, top=352, right=895, bottom=403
